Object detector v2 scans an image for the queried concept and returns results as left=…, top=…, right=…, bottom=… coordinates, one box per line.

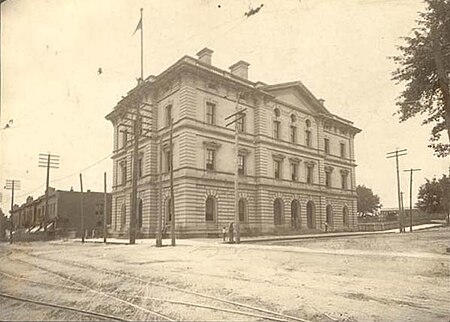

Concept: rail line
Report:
left=18, top=251, right=312, bottom=322
left=5, top=255, right=175, bottom=322
left=0, top=292, right=127, bottom=321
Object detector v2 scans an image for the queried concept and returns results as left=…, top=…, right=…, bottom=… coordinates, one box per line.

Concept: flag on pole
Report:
left=132, top=17, right=142, bottom=36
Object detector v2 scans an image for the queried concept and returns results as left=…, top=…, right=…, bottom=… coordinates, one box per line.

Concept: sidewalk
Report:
left=69, top=223, right=445, bottom=246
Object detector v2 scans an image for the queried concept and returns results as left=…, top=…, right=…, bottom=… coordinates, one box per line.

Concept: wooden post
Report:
left=103, top=172, right=107, bottom=243
left=80, top=173, right=85, bottom=243
left=170, top=120, right=175, bottom=246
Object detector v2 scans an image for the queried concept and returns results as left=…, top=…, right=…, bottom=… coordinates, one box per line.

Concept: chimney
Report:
left=229, top=60, right=250, bottom=79
left=196, top=47, right=214, bottom=65
left=318, top=99, right=325, bottom=105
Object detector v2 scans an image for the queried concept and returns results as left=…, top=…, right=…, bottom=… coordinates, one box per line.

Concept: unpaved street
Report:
left=1, top=228, right=449, bottom=322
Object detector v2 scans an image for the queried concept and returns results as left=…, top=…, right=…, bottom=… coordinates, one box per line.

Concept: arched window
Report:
left=326, top=205, right=333, bottom=226
left=305, top=119, right=311, bottom=127
left=205, top=196, right=216, bottom=222
left=238, top=198, right=248, bottom=223
left=306, top=201, right=315, bottom=229
left=138, top=199, right=143, bottom=228
left=274, top=108, right=280, bottom=118
left=274, top=198, right=284, bottom=225
left=165, top=197, right=172, bottom=223
left=291, top=200, right=300, bottom=229
left=343, top=206, right=349, bottom=227
left=290, top=113, right=297, bottom=123
left=120, top=204, right=126, bottom=230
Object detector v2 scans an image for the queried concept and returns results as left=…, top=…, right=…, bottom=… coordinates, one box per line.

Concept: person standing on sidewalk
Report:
left=222, top=226, right=227, bottom=241
left=228, top=222, right=234, bottom=243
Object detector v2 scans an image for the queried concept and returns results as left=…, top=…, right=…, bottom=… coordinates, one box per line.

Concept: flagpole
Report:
left=140, top=8, right=143, bottom=82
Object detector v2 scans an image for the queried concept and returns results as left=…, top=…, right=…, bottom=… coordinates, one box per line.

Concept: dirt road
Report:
left=1, top=227, right=449, bottom=321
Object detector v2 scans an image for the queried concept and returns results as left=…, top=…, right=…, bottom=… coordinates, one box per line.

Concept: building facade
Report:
left=11, top=188, right=111, bottom=236
left=106, top=48, right=361, bottom=237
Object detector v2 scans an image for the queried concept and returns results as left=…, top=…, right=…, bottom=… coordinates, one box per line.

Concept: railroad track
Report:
left=0, top=292, right=127, bottom=321
left=8, top=250, right=312, bottom=322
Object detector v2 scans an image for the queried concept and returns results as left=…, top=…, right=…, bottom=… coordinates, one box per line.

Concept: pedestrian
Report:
left=324, top=222, right=329, bottom=233
left=228, top=222, right=234, bottom=243
left=222, top=226, right=227, bottom=242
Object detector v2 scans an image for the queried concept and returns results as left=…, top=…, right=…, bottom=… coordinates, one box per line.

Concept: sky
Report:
left=1, top=0, right=449, bottom=212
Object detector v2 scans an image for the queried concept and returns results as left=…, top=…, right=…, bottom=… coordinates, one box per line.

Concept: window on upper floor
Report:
left=206, top=149, right=215, bottom=171
left=305, top=130, right=312, bottom=148
left=120, top=161, right=127, bottom=185
left=138, top=156, right=143, bottom=178
left=325, top=171, right=332, bottom=188
left=340, top=143, right=346, bottom=158
left=291, top=162, right=298, bottom=181
left=238, top=154, right=246, bottom=175
left=206, top=102, right=216, bottom=125
left=341, top=172, right=348, bottom=190
left=273, top=120, right=280, bottom=139
left=290, top=126, right=297, bottom=143
left=274, top=160, right=282, bottom=179
left=237, top=113, right=246, bottom=132
left=165, top=150, right=171, bottom=173
left=324, top=138, right=330, bottom=154
left=121, top=129, right=128, bottom=148
left=165, top=105, right=172, bottom=127
left=306, top=164, right=314, bottom=184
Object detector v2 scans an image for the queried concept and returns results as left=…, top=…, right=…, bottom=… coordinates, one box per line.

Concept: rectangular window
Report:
left=291, top=163, right=298, bottom=181
left=324, top=138, right=330, bottom=154
left=165, top=150, right=171, bottom=172
left=238, top=155, right=246, bottom=175
left=341, top=173, right=348, bottom=190
left=305, top=130, right=311, bottom=147
left=121, top=161, right=127, bottom=185
left=274, top=160, right=281, bottom=179
left=237, top=114, right=245, bottom=132
left=273, top=121, right=280, bottom=139
left=206, top=102, right=216, bottom=125
left=206, top=149, right=215, bottom=171
left=306, top=166, right=313, bottom=184
left=121, top=129, right=128, bottom=148
left=340, top=143, right=346, bottom=158
left=166, top=105, right=172, bottom=127
left=290, top=126, right=297, bottom=143
left=138, top=157, right=143, bottom=178
left=325, top=171, right=331, bottom=187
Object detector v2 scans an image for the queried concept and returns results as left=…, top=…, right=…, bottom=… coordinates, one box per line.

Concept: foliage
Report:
left=391, top=0, right=450, bottom=157
left=416, top=175, right=450, bottom=214
left=356, top=185, right=381, bottom=214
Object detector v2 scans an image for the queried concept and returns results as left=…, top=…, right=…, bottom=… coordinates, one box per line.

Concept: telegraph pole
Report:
left=169, top=119, right=176, bottom=246
left=156, top=139, right=163, bottom=247
left=5, top=179, right=21, bottom=244
left=225, top=93, right=246, bottom=244
left=79, top=173, right=85, bottom=243
left=387, top=149, right=407, bottom=233
left=130, top=107, right=141, bottom=245
left=103, top=172, right=107, bottom=243
left=404, top=168, right=421, bottom=232
left=38, top=153, right=60, bottom=231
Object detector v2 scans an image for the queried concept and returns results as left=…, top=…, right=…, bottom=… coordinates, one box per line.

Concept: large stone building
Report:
left=106, top=48, right=361, bottom=238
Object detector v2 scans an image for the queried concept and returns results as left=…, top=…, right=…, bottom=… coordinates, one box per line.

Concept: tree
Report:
left=356, top=185, right=381, bottom=215
left=392, top=0, right=450, bottom=157
left=417, top=175, right=450, bottom=218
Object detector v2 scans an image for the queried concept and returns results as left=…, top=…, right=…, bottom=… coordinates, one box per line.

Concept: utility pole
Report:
left=225, top=93, right=246, bottom=244
left=169, top=119, right=175, bottom=246
left=156, top=138, right=163, bottom=247
left=5, top=179, right=21, bottom=244
left=38, top=153, right=60, bottom=231
left=400, top=191, right=405, bottom=231
left=130, top=105, right=141, bottom=245
left=103, top=172, right=107, bottom=243
left=386, top=148, right=407, bottom=233
left=403, top=168, right=421, bottom=233
left=79, top=173, right=85, bottom=243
